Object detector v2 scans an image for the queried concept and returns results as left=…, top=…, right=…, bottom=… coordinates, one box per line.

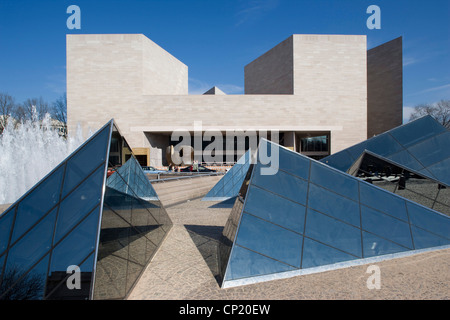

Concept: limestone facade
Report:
left=67, top=34, right=402, bottom=167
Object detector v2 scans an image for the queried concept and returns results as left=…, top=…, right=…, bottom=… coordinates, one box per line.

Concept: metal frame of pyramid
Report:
left=218, top=139, right=450, bottom=288
left=0, top=120, right=172, bottom=300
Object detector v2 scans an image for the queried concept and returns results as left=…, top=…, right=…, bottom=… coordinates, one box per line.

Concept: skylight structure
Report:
left=321, top=115, right=450, bottom=186
left=219, top=139, right=450, bottom=288
left=0, top=120, right=172, bottom=300
left=347, top=150, right=449, bottom=216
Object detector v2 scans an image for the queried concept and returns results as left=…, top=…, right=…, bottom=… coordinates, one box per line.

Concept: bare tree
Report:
left=15, top=97, right=50, bottom=122
left=51, top=93, right=67, bottom=124
left=0, top=92, right=16, bottom=133
left=409, top=100, right=450, bottom=129
left=0, top=266, right=45, bottom=300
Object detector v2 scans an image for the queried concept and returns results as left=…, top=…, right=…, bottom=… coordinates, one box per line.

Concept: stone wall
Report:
left=367, top=37, right=403, bottom=137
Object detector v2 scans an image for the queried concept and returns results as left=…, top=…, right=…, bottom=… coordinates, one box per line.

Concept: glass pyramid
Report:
left=0, top=120, right=172, bottom=300
left=321, top=115, right=450, bottom=186
left=202, top=150, right=253, bottom=201
left=219, top=139, right=450, bottom=288
left=347, top=150, right=450, bottom=216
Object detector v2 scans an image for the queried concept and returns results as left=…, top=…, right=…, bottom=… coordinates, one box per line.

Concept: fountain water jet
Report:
left=0, top=111, right=86, bottom=205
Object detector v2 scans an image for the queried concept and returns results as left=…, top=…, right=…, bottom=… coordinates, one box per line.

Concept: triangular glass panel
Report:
left=219, top=138, right=450, bottom=288
left=321, top=116, right=450, bottom=186
left=202, top=150, right=252, bottom=201
left=0, top=120, right=172, bottom=300
left=347, top=150, right=450, bottom=216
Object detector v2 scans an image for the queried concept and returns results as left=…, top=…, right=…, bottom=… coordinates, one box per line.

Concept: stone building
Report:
left=66, top=34, right=402, bottom=167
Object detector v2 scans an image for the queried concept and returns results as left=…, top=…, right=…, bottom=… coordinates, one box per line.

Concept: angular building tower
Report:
left=218, top=139, right=450, bottom=288
left=0, top=120, right=172, bottom=300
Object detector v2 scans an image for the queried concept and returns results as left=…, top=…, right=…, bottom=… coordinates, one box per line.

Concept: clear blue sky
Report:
left=0, top=0, right=449, bottom=122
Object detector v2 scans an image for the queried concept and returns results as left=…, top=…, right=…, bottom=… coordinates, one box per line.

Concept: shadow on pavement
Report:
left=207, top=197, right=237, bottom=208
left=184, top=224, right=224, bottom=286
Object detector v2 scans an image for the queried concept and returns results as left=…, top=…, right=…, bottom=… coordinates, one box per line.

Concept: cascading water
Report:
left=0, top=111, right=86, bottom=205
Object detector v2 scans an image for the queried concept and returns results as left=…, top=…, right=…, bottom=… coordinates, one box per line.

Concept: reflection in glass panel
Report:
left=93, top=205, right=130, bottom=300
left=362, top=231, right=408, bottom=258
left=126, top=259, right=143, bottom=293
left=349, top=152, right=448, bottom=215
left=219, top=137, right=450, bottom=288
left=244, top=185, right=306, bottom=234
left=51, top=207, right=98, bottom=272
left=11, top=164, right=64, bottom=244
left=4, top=207, right=56, bottom=277
left=410, top=226, right=450, bottom=249
left=235, top=213, right=302, bottom=268
left=211, top=178, right=224, bottom=197
left=323, top=116, right=450, bottom=178
left=0, top=207, right=14, bottom=255
left=203, top=150, right=251, bottom=200
left=386, top=150, right=424, bottom=172
left=350, top=151, right=405, bottom=181
left=310, top=161, right=359, bottom=201
left=55, top=166, right=104, bottom=242
left=345, top=141, right=368, bottom=163
left=321, top=149, right=355, bottom=173
left=223, top=178, right=234, bottom=196
left=129, top=203, right=151, bottom=267
left=359, top=181, right=409, bottom=222
left=224, top=245, right=296, bottom=281
left=45, top=207, right=100, bottom=299
left=301, top=238, right=357, bottom=269
left=232, top=169, right=242, bottom=185
left=219, top=196, right=244, bottom=280
left=61, top=123, right=110, bottom=197
left=406, top=202, right=450, bottom=240
left=252, top=163, right=308, bottom=205
left=305, top=209, right=362, bottom=257
left=0, top=254, right=4, bottom=282
left=389, top=115, right=447, bottom=148
left=395, top=189, right=435, bottom=210
left=45, top=253, right=95, bottom=300
left=0, top=253, right=50, bottom=300
left=371, top=180, right=397, bottom=193
left=0, top=119, right=174, bottom=299
left=366, top=133, right=403, bottom=157
left=432, top=203, right=450, bottom=217
left=231, top=181, right=243, bottom=197
left=278, top=147, right=310, bottom=180
left=407, top=132, right=450, bottom=168
left=307, top=183, right=360, bottom=227
left=110, top=156, right=158, bottom=201
left=399, top=177, right=438, bottom=201
left=434, top=188, right=450, bottom=206
left=426, top=158, right=450, bottom=187
left=94, top=152, right=172, bottom=299
left=361, top=205, right=413, bottom=249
